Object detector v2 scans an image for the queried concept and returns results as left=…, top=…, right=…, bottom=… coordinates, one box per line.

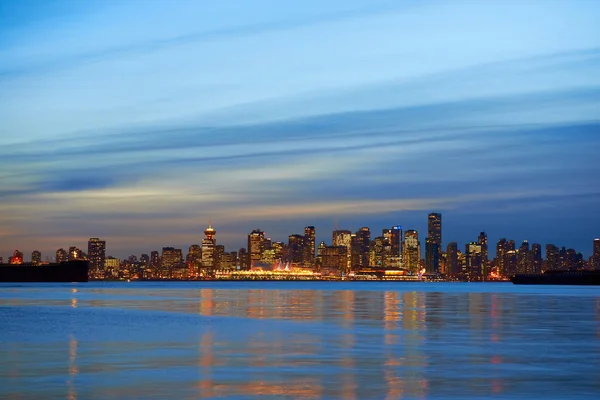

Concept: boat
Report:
left=0, top=260, right=89, bottom=282
left=511, top=269, right=600, bottom=285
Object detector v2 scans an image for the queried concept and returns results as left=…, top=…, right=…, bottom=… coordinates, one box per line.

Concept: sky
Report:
left=1, top=0, right=600, bottom=260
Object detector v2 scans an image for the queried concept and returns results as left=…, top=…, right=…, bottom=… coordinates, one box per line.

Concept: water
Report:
left=1, top=282, right=599, bottom=399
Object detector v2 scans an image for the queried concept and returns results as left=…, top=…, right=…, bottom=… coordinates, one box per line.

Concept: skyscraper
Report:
left=496, top=238, right=507, bottom=277
left=248, top=229, right=265, bottom=267
left=545, top=244, right=560, bottom=271
left=427, top=213, right=442, bottom=272
left=478, top=232, right=488, bottom=278
left=201, top=223, right=216, bottom=269
left=517, top=240, right=530, bottom=274
left=446, top=242, right=459, bottom=276
left=389, top=225, right=403, bottom=268
left=161, top=247, right=183, bottom=277
left=56, top=248, right=68, bottom=263
left=594, top=238, right=600, bottom=270
left=466, top=242, right=483, bottom=279
left=356, top=227, right=371, bottom=269
left=287, top=234, right=304, bottom=264
left=303, top=226, right=316, bottom=266
left=332, top=230, right=352, bottom=270
left=88, top=238, right=106, bottom=272
left=530, top=243, right=542, bottom=274
left=404, top=230, right=420, bottom=274
left=31, top=250, right=41, bottom=266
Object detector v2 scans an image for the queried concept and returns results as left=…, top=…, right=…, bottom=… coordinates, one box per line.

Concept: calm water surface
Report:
left=1, top=282, right=599, bottom=399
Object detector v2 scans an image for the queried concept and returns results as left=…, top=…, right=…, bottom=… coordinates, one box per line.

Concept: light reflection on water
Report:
left=0, top=282, right=599, bottom=399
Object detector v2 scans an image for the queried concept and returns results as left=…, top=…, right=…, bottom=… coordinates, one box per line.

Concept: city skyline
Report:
left=2, top=1, right=600, bottom=258
left=3, top=212, right=598, bottom=262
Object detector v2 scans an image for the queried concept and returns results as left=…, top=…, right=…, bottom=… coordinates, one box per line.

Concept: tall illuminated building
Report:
left=56, top=248, right=68, bottom=263
left=161, top=247, right=183, bottom=277
left=238, top=248, right=248, bottom=269
left=248, top=229, right=265, bottom=267
left=466, top=242, right=483, bottom=279
left=446, top=242, right=459, bottom=276
left=427, top=213, right=442, bottom=272
left=333, top=230, right=352, bottom=270
left=404, top=230, right=420, bottom=274
left=530, top=243, right=542, bottom=274
left=88, top=238, right=106, bottom=273
left=385, top=226, right=403, bottom=268
left=354, top=227, right=370, bottom=269
left=201, top=223, right=216, bottom=269
left=478, top=232, right=488, bottom=278
left=31, top=250, right=41, bottom=266
left=517, top=240, right=530, bottom=274
left=303, top=226, right=316, bottom=266
left=286, top=234, right=302, bottom=264
left=214, top=245, right=225, bottom=269
left=594, top=238, right=600, bottom=270
left=496, top=239, right=507, bottom=277
left=187, top=245, right=202, bottom=265
left=505, top=240, right=517, bottom=276
left=9, top=250, right=23, bottom=265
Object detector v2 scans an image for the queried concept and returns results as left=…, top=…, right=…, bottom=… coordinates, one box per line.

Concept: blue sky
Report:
left=1, top=0, right=600, bottom=260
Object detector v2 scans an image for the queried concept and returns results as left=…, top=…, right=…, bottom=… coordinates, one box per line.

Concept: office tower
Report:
left=238, top=248, right=248, bottom=269
left=320, top=245, right=348, bottom=276
left=544, top=244, right=559, bottom=271
left=88, top=238, right=106, bottom=273
left=355, top=227, right=371, bottom=269
left=303, top=226, right=316, bottom=266
left=446, top=242, right=459, bottom=276
left=272, top=242, right=285, bottom=261
left=561, top=248, right=578, bottom=270
left=530, top=243, right=542, bottom=274
left=517, top=241, right=530, bottom=274
left=425, top=238, right=439, bottom=274
left=466, top=242, right=483, bottom=279
left=594, top=239, right=600, bottom=270
left=505, top=240, right=517, bottom=276
left=187, top=245, right=202, bottom=264
left=150, top=250, right=160, bottom=272
left=214, top=245, right=225, bottom=269
left=31, top=250, right=41, bottom=266
left=387, top=226, right=403, bottom=268
left=404, top=230, right=421, bottom=274
left=248, top=229, right=265, bottom=267
left=370, top=236, right=386, bottom=267
left=316, top=241, right=327, bottom=267
left=478, top=232, right=488, bottom=277
left=427, top=213, right=442, bottom=272
left=288, top=234, right=304, bottom=264
left=496, top=239, right=507, bottom=277
left=333, top=229, right=352, bottom=270
left=161, top=247, right=183, bottom=276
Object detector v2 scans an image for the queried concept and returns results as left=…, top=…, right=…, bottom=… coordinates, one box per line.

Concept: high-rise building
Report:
left=333, top=230, right=352, bottom=270
left=31, top=250, right=42, bottom=266
left=186, top=245, right=202, bottom=267
left=495, top=239, right=507, bottom=277
left=248, top=229, right=265, bottom=267
left=88, top=238, right=106, bottom=273
left=530, top=243, right=542, bottom=274
left=316, top=241, right=326, bottom=267
left=354, top=227, right=371, bottom=269
left=150, top=251, right=160, bottom=273
left=427, top=213, right=442, bottom=272
left=517, top=241, right=530, bottom=274
left=466, top=242, right=483, bottom=279
left=287, top=234, right=304, bottom=264
left=388, top=226, right=403, bottom=268
left=201, top=223, right=216, bottom=269
left=214, top=245, right=225, bottom=269
left=505, top=240, right=517, bottom=276
left=161, top=247, right=183, bottom=277
left=370, top=236, right=387, bottom=267
left=478, top=232, right=488, bottom=277
left=545, top=244, right=559, bottom=271
left=272, top=242, right=285, bottom=261
left=303, top=226, right=316, bottom=266
left=404, top=230, right=420, bottom=274
left=320, top=246, right=348, bottom=276
left=446, top=242, right=459, bottom=276
left=425, top=237, right=439, bottom=274
left=238, top=248, right=248, bottom=269
left=593, top=239, right=600, bottom=270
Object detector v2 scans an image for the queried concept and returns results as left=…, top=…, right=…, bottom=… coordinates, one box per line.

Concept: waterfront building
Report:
left=161, top=247, right=183, bottom=277
left=88, top=238, right=106, bottom=273
left=31, top=250, right=41, bottom=266
left=287, top=234, right=304, bottom=264
left=530, top=243, right=542, bottom=274
left=427, top=213, right=442, bottom=272
left=56, top=248, right=68, bottom=263
left=320, top=245, right=348, bottom=276
left=478, top=232, right=488, bottom=277
left=248, top=230, right=265, bottom=267
left=9, top=249, right=23, bottom=264
left=332, top=229, right=352, bottom=270
left=594, top=238, right=600, bottom=270
left=496, top=239, right=507, bottom=277
left=303, top=226, right=316, bottom=266
left=466, top=242, right=483, bottom=280
left=517, top=241, right=530, bottom=274
left=446, top=242, right=459, bottom=276
left=404, top=230, right=420, bottom=274
left=201, top=223, right=216, bottom=269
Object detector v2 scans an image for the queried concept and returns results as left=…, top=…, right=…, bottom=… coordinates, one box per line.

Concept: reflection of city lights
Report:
left=71, top=298, right=77, bottom=308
